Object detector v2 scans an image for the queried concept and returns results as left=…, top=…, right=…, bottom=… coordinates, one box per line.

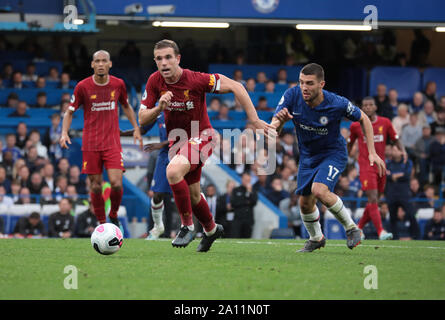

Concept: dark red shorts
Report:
left=169, top=134, right=216, bottom=185
left=359, top=168, right=386, bottom=193
left=82, top=149, right=124, bottom=175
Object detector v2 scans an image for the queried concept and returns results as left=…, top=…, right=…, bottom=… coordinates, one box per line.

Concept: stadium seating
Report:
left=422, top=67, right=445, bottom=98
left=369, top=66, right=422, bottom=101
left=269, top=227, right=296, bottom=239
left=208, top=63, right=302, bottom=82
left=0, top=59, right=63, bottom=75
left=0, top=88, right=73, bottom=106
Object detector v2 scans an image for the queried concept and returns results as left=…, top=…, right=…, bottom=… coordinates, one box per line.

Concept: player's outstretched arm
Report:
left=271, top=108, right=293, bottom=134
left=359, top=110, right=386, bottom=176
left=60, top=110, right=73, bottom=149
left=120, top=126, right=148, bottom=137
left=217, top=74, right=275, bottom=134
left=138, top=91, right=172, bottom=126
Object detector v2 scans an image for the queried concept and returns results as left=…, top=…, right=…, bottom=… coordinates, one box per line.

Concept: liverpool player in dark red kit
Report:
left=139, top=40, right=274, bottom=252
left=348, top=96, right=407, bottom=240
left=60, top=50, right=142, bottom=231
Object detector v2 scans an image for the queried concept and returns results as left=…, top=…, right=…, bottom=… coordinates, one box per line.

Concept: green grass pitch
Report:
left=1, top=238, right=444, bottom=300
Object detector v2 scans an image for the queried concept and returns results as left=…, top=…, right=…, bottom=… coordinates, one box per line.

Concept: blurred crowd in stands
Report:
left=1, top=31, right=445, bottom=240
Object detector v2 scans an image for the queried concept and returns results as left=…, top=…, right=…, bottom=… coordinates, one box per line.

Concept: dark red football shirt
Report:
left=349, top=115, right=398, bottom=172
left=140, top=69, right=220, bottom=143
left=68, top=75, right=128, bottom=151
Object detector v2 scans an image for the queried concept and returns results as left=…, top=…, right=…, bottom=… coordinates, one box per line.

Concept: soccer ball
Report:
left=91, top=223, right=123, bottom=255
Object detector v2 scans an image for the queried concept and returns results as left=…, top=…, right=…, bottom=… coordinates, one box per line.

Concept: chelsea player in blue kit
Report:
left=271, top=63, right=386, bottom=252
left=121, top=112, right=170, bottom=240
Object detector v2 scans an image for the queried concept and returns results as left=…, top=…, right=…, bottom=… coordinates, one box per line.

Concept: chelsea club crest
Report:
left=319, top=116, right=328, bottom=125
left=252, top=0, right=279, bottom=14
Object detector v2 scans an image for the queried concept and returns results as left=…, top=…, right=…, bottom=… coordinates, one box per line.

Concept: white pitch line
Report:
left=223, top=240, right=445, bottom=250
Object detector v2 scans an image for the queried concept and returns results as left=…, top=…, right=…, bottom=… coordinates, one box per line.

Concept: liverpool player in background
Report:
left=139, top=39, right=274, bottom=252
left=59, top=50, right=142, bottom=232
left=348, top=96, right=407, bottom=240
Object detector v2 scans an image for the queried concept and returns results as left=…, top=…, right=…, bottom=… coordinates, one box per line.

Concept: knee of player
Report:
left=153, top=193, right=164, bottom=204
left=109, top=180, right=122, bottom=190
left=166, top=166, right=184, bottom=184
left=311, top=184, right=328, bottom=200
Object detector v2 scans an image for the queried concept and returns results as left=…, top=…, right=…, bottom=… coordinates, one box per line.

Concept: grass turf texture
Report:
left=1, top=238, right=444, bottom=300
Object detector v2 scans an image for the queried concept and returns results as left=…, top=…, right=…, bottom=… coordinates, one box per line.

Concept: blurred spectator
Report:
left=413, top=125, right=433, bottom=186
left=26, top=129, right=48, bottom=159
left=219, top=138, right=234, bottom=166
left=42, top=163, right=55, bottom=191
left=374, top=83, right=392, bottom=119
left=392, top=103, right=410, bottom=135
left=68, top=165, right=87, bottom=195
left=280, top=166, right=297, bottom=194
left=245, top=78, right=256, bottom=92
left=15, top=187, right=34, bottom=204
left=418, top=100, right=437, bottom=127
left=40, top=185, right=57, bottom=205
left=8, top=100, right=30, bottom=118
left=6, top=92, right=19, bottom=108
left=0, top=166, right=11, bottom=193
left=75, top=201, right=98, bottom=238
left=230, top=172, right=257, bottom=238
left=17, top=165, right=30, bottom=188
left=418, top=185, right=437, bottom=209
left=430, top=108, right=445, bottom=136
left=67, top=36, right=89, bottom=79
left=2, top=133, right=21, bottom=161
left=395, top=52, right=408, bottom=67
left=34, top=91, right=49, bottom=108
left=27, top=172, right=46, bottom=195
left=410, top=91, right=424, bottom=113
left=44, top=113, right=63, bottom=162
left=280, top=133, right=299, bottom=160
left=46, top=66, right=60, bottom=82
left=24, top=145, right=42, bottom=173
left=409, top=177, right=422, bottom=199
left=58, top=72, right=74, bottom=89
left=288, top=81, right=298, bottom=88
left=429, top=127, right=445, bottom=186
left=35, top=76, right=46, bottom=89
left=118, top=40, right=141, bottom=68
left=265, top=80, right=275, bottom=93
left=395, top=207, right=416, bottom=240
left=256, top=96, right=273, bottom=111
left=401, top=112, right=422, bottom=159
left=234, top=50, right=245, bottom=65
left=233, top=69, right=245, bottom=86
left=423, top=81, right=437, bottom=106
left=48, top=198, right=75, bottom=238
left=10, top=180, right=21, bottom=203
left=54, top=175, right=68, bottom=201
left=56, top=157, right=70, bottom=178
left=409, top=29, right=430, bottom=67
left=2, top=152, right=14, bottom=180
left=218, top=180, right=236, bottom=237
left=208, top=97, right=222, bottom=112
left=385, top=145, right=420, bottom=239
left=15, top=122, right=28, bottom=150
left=423, top=207, right=445, bottom=240
left=253, top=173, right=268, bottom=195
left=66, top=184, right=84, bottom=207
left=22, top=63, right=38, bottom=82
left=437, top=96, right=445, bottom=112
left=256, top=71, right=267, bottom=84
left=276, top=68, right=288, bottom=85
left=266, top=176, right=290, bottom=207
left=211, top=104, right=231, bottom=121
left=13, top=212, right=46, bottom=238
left=0, top=185, right=13, bottom=206
left=387, top=88, right=399, bottom=119
left=346, top=166, right=362, bottom=211
left=1, top=62, right=13, bottom=81
left=376, top=30, right=397, bottom=64
left=279, top=192, right=302, bottom=237
left=9, top=71, right=24, bottom=89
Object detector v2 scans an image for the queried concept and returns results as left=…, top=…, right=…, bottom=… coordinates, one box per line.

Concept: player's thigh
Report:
left=103, top=149, right=125, bottom=173
left=166, top=154, right=191, bottom=183
left=82, top=151, right=104, bottom=175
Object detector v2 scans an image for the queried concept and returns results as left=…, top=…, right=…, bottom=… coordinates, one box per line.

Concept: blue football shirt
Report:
left=274, top=86, right=362, bottom=164
left=142, top=112, right=168, bottom=154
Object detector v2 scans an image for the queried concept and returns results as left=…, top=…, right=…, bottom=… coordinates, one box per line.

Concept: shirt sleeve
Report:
left=274, top=88, right=293, bottom=117
left=140, top=75, right=159, bottom=111
left=386, top=118, right=399, bottom=141
left=68, top=83, right=84, bottom=112
left=119, top=80, right=129, bottom=106
left=193, top=72, right=221, bottom=94
left=340, top=97, right=362, bottom=122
